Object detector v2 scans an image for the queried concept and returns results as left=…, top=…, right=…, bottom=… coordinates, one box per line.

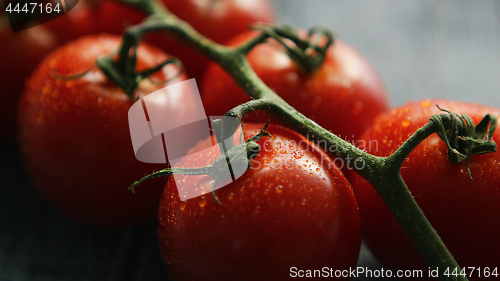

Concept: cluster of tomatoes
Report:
left=3, top=0, right=500, bottom=280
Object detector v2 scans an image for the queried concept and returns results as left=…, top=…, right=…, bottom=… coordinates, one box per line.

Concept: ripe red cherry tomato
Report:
left=41, top=0, right=144, bottom=42
left=201, top=30, right=389, bottom=141
left=163, top=0, right=274, bottom=45
left=18, top=34, right=194, bottom=228
left=158, top=123, right=361, bottom=280
left=0, top=25, right=58, bottom=142
left=146, top=0, right=275, bottom=81
left=3, top=0, right=273, bottom=142
left=0, top=0, right=143, bottom=142
left=350, top=99, right=500, bottom=279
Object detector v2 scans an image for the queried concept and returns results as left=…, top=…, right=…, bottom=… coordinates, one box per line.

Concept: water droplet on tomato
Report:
left=382, top=135, right=388, bottom=144
left=293, top=150, right=304, bottom=159
left=178, top=201, right=187, bottom=211
left=401, top=118, right=412, bottom=127
left=198, top=197, right=207, bottom=208
left=276, top=185, right=283, bottom=193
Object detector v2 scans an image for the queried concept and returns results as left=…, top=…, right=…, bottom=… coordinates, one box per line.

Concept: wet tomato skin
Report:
left=0, top=0, right=143, bottom=142
left=158, top=123, right=361, bottom=281
left=350, top=99, right=500, bottom=280
left=18, top=34, right=193, bottom=228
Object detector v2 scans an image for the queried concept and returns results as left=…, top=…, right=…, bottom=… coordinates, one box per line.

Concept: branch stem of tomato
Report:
left=222, top=99, right=274, bottom=147
left=129, top=167, right=212, bottom=194
left=225, top=99, right=273, bottom=122
left=112, top=1, right=468, bottom=280
left=369, top=169, right=461, bottom=280
left=388, top=119, right=440, bottom=168
left=380, top=115, right=464, bottom=279
left=233, top=31, right=271, bottom=54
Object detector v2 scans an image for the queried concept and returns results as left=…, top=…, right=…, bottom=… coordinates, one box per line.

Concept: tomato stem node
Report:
left=251, top=24, right=333, bottom=74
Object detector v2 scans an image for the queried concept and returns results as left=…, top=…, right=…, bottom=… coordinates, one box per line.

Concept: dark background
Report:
left=0, top=143, right=389, bottom=280
left=3, top=1, right=500, bottom=280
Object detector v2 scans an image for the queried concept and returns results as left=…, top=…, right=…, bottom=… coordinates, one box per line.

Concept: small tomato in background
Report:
left=201, top=30, right=390, bottom=142
left=158, top=123, right=361, bottom=281
left=0, top=24, right=58, bottom=142
left=350, top=99, right=500, bottom=280
left=17, top=34, right=196, bottom=228
left=1, top=0, right=273, bottom=142
left=146, top=0, right=275, bottom=81
left=0, top=0, right=143, bottom=142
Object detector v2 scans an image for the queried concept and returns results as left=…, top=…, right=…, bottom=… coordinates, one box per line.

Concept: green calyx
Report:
left=49, top=48, right=182, bottom=99
left=209, top=120, right=271, bottom=204
left=252, top=24, right=334, bottom=74
left=431, top=105, right=497, bottom=179
left=97, top=54, right=183, bottom=100
left=128, top=121, right=272, bottom=205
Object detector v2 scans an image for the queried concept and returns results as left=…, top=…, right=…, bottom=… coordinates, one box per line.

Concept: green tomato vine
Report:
left=99, top=0, right=500, bottom=280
